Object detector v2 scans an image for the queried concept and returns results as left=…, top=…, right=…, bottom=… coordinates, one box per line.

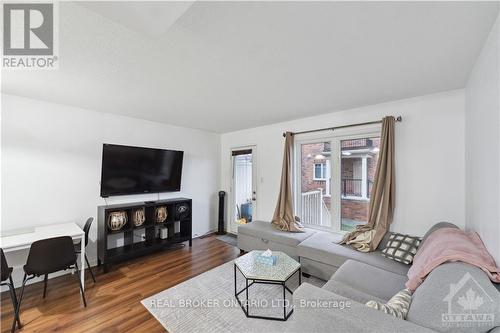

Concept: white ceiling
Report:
left=78, top=1, right=195, bottom=38
left=2, top=1, right=498, bottom=133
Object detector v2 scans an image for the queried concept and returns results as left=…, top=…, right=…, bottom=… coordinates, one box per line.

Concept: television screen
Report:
left=100, top=144, right=184, bottom=197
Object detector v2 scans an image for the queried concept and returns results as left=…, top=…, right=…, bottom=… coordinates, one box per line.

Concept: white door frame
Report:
left=229, top=145, right=258, bottom=234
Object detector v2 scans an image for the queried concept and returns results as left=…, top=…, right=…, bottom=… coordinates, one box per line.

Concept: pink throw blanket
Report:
left=406, top=228, right=500, bottom=291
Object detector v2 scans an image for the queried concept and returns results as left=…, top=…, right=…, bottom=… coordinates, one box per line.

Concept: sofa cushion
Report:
left=297, top=231, right=410, bottom=276
left=407, top=262, right=500, bottom=333
left=381, top=232, right=421, bottom=264
left=323, top=279, right=386, bottom=304
left=237, top=233, right=301, bottom=260
left=331, top=259, right=408, bottom=301
left=298, top=256, right=337, bottom=281
left=366, top=288, right=413, bottom=320
left=237, top=221, right=315, bottom=247
left=290, top=283, right=436, bottom=333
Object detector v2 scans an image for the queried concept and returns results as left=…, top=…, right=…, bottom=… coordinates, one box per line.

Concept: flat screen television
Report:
left=100, top=144, right=184, bottom=197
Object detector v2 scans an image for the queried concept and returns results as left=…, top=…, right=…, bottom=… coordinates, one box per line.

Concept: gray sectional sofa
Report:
left=238, top=220, right=409, bottom=279
left=237, top=221, right=500, bottom=332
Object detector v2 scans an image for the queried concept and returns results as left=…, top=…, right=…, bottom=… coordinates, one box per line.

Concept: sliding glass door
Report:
left=295, top=128, right=380, bottom=233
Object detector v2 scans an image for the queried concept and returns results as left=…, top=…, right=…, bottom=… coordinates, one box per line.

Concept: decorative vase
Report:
left=108, top=211, right=127, bottom=231
left=156, top=206, right=168, bottom=223
left=176, top=203, right=190, bottom=219
left=133, top=208, right=145, bottom=227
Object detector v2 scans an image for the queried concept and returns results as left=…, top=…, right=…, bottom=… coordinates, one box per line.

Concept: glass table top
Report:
left=234, top=250, right=301, bottom=281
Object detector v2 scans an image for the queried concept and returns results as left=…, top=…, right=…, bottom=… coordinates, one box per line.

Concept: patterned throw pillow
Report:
left=381, top=232, right=421, bottom=264
left=366, top=288, right=412, bottom=319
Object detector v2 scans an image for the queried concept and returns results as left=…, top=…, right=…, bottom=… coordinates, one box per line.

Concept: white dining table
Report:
left=0, top=223, right=86, bottom=291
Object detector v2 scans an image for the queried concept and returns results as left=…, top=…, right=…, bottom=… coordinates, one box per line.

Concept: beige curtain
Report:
left=341, top=116, right=396, bottom=252
left=272, top=132, right=305, bottom=232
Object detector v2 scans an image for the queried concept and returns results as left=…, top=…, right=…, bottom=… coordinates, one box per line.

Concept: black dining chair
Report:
left=74, top=217, right=95, bottom=283
left=1, top=249, right=22, bottom=332
left=14, top=236, right=87, bottom=330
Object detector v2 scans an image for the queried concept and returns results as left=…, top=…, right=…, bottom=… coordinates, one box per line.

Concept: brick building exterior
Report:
left=300, top=138, right=380, bottom=230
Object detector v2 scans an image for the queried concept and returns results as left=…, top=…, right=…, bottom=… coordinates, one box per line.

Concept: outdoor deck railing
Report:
left=300, top=189, right=331, bottom=227
left=341, top=178, right=373, bottom=198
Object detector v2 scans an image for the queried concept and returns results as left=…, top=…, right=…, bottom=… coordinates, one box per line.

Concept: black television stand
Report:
left=97, top=198, right=192, bottom=273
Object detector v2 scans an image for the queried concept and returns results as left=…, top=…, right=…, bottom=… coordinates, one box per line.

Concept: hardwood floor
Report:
left=1, top=236, right=239, bottom=332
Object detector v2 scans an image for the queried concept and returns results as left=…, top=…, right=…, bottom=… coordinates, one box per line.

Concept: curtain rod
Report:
left=282, top=116, right=402, bottom=137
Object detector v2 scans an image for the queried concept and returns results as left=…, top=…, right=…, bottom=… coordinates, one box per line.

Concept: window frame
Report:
left=313, top=163, right=327, bottom=181
left=294, top=124, right=381, bottom=233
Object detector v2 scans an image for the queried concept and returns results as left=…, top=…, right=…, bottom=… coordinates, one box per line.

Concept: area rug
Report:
left=141, top=261, right=324, bottom=333
left=215, top=233, right=238, bottom=247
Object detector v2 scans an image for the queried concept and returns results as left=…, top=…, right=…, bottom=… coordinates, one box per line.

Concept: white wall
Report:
left=1, top=94, right=220, bottom=282
left=465, top=13, right=500, bottom=264
left=221, top=90, right=466, bottom=237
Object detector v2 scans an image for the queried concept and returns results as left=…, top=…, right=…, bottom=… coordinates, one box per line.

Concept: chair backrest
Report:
left=1, top=249, right=10, bottom=282
left=83, top=217, right=94, bottom=247
left=25, top=236, right=76, bottom=276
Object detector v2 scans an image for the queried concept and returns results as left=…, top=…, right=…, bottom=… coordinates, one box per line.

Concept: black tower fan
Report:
left=217, top=191, right=226, bottom=235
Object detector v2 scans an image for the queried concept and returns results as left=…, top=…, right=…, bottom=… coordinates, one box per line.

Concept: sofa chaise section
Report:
left=291, top=222, right=500, bottom=333
left=296, top=231, right=409, bottom=280
left=237, top=221, right=316, bottom=260
left=292, top=262, right=500, bottom=333
left=237, top=220, right=408, bottom=281
left=287, top=283, right=435, bottom=333
left=323, top=259, right=408, bottom=303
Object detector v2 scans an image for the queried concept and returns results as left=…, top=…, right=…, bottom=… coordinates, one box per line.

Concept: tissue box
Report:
left=256, top=254, right=277, bottom=266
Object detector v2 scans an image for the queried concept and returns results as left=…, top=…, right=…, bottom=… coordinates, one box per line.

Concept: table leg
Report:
left=234, top=264, right=237, bottom=297
left=245, top=278, right=249, bottom=316
left=80, top=237, right=85, bottom=292
left=283, top=282, right=286, bottom=319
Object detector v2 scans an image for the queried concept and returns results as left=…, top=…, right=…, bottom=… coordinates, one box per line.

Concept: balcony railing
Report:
left=300, top=189, right=331, bottom=227
left=342, top=179, right=373, bottom=198
left=341, top=138, right=373, bottom=150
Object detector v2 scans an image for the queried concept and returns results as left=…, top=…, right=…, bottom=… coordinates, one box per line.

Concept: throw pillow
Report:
left=381, top=232, right=421, bottom=264
left=366, top=288, right=412, bottom=319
